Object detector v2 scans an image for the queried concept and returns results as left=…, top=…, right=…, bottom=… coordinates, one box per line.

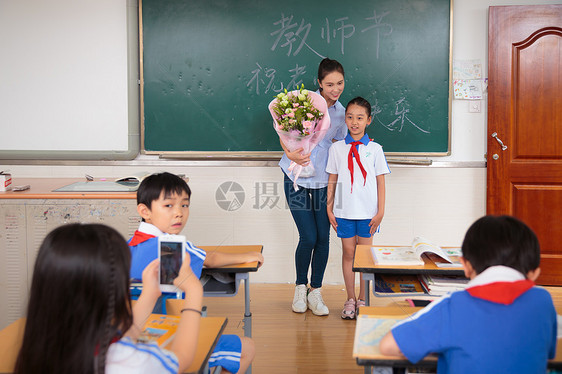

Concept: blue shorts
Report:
left=209, top=334, right=242, bottom=372
left=336, top=218, right=378, bottom=238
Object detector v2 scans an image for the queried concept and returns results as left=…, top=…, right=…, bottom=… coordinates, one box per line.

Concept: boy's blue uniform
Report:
left=128, top=222, right=242, bottom=373
left=129, top=222, right=206, bottom=281
left=391, top=266, right=557, bottom=374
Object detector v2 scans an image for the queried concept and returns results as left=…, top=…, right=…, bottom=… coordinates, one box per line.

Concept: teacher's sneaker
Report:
left=307, top=288, right=329, bottom=316
left=292, top=284, right=308, bottom=313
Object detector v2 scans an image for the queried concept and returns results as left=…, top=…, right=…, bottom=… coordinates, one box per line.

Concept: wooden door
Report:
left=488, top=5, right=562, bottom=285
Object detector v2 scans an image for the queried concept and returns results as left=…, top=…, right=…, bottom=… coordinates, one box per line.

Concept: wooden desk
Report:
left=353, top=245, right=465, bottom=305
left=353, top=306, right=430, bottom=373
left=0, top=318, right=24, bottom=373
left=0, top=178, right=139, bottom=330
left=354, top=306, right=562, bottom=372
left=200, top=245, right=263, bottom=340
left=0, top=316, right=227, bottom=374
left=183, top=316, right=227, bottom=374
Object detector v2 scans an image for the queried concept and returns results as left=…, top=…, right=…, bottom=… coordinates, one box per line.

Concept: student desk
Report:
left=185, top=316, right=227, bottom=374
left=199, top=245, right=263, bottom=340
left=352, top=244, right=465, bottom=305
left=0, top=316, right=227, bottom=374
left=354, top=306, right=562, bottom=372
left=353, top=306, right=430, bottom=374
left=0, top=178, right=138, bottom=330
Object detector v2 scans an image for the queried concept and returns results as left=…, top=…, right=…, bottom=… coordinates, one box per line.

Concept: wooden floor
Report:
left=202, top=283, right=562, bottom=373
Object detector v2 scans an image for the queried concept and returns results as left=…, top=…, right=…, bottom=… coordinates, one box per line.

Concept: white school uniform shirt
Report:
left=106, top=337, right=179, bottom=374
left=326, top=133, right=390, bottom=219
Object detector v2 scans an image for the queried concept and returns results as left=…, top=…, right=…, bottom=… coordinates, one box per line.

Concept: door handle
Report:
left=491, top=132, right=508, bottom=151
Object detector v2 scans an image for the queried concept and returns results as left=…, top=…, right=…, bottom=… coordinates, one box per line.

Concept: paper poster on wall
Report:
left=453, top=59, right=482, bottom=80
left=453, top=79, right=483, bottom=100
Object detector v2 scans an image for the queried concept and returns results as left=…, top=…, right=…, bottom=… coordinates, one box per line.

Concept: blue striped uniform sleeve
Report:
left=186, top=240, right=206, bottom=279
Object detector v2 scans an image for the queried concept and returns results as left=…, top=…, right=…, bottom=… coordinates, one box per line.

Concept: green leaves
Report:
left=271, top=87, right=324, bottom=135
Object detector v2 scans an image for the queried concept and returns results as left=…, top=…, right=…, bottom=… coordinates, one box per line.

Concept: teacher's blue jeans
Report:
left=283, top=173, right=330, bottom=289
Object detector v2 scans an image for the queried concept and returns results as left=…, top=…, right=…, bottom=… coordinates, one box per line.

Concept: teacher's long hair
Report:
left=14, top=223, right=133, bottom=374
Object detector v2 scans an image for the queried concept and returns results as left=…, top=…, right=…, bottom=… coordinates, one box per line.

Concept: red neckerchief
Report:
left=128, top=230, right=156, bottom=247
left=94, top=335, right=121, bottom=356
left=348, top=141, right=367, bottom=193
left=467, top=279, right=534, bottom=305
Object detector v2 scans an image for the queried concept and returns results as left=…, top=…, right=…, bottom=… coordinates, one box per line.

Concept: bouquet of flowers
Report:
left=269, top=85, right=331, bottom=190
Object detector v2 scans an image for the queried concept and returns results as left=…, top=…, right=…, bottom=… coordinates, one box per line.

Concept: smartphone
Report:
left=158, top=235, right=186, bottom=292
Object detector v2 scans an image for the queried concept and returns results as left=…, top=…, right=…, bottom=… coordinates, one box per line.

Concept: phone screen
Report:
left=159, top=241, right=183, bottom=285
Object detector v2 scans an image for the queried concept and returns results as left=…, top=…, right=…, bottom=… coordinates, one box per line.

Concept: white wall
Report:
left=2, top=0, right=561, bottom=284
left=0, top=0, right=130, bottom=152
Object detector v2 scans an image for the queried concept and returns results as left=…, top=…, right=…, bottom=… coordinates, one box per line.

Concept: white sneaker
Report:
left=307, top=288, right=329, bottom=316
left=292, top=284, right=308, bottom=313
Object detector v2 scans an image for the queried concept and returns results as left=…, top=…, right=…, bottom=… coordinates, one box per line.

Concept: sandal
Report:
left=341, top=298, right=356, bottom=320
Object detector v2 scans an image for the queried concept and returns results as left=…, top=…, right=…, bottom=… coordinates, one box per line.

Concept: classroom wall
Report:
left=2, top=0, right=561, bottom=284
left=0, top=0, right=131, bottom=153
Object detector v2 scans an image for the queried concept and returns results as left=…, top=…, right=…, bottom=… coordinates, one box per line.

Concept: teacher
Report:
left=279, top=58, right=347, bottom=316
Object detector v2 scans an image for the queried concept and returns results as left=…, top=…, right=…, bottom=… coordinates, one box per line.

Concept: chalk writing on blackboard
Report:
left=247, top=63, right=308, bottom=95
left=251, top=9, right=395, bottom=96
left=270, top=9, right=392, bottom=58
left=321, top=17, right=355, bottom=55
left=247, top=63, right=282, bottom=95
left=361, top=10, right=393, bottom=59
left=271, top=14, right=322, bottom=58
left=373, top=97, right=430, bottom=134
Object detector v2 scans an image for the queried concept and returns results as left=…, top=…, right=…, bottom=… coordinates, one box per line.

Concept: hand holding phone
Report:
left=140, top=259, right=161, bottom=300
left=158, top=235, right=186, bottom=292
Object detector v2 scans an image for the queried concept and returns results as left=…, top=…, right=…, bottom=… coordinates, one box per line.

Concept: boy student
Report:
left=380, top=215, right=557, bottom=374
left=128, top=172, right=263, bottom=374
left=326, top=96, right=390, bottom=319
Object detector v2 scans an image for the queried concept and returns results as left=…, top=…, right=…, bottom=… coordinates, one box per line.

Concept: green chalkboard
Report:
left=141, top=0, right=451, bottom=155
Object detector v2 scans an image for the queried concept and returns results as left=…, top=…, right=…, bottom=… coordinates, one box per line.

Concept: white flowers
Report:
left=270, top=85, right=324, bottom=136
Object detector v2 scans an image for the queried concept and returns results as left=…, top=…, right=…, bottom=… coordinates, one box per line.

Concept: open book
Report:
left=115, top=171, right=152, bottom=185
left=137, top=314, right=180, bottom=348
left=353, top=313, right=410, bottom=359
left=371, top=237, right=462, bottom=267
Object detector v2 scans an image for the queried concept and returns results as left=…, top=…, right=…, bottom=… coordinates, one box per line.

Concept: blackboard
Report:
left=140, top=0, right=451, bottom=155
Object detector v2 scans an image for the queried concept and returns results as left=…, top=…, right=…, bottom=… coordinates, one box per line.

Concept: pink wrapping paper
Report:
left=269, top=90, right=331, bottom=190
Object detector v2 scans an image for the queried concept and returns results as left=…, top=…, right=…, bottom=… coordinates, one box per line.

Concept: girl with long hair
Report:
left=15, top=223, right=203, bottom=374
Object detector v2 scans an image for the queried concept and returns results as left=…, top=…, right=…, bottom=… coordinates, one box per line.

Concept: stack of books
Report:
left=418, top=274, right=469, bottom=296
left=373, top=273, right=469, bottom=297
left=137, top=314, right=180, bottom=348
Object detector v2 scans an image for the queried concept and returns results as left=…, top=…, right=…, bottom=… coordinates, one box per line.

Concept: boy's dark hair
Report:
left=15, top=223, right=132, bottom=374
left=346, top=96, right=372, bottom=117
left=462, top=215, right=540, bottom=275
left=137, top=172, right=191, bottom=208
left=318, top=57, right=345, bottom=82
